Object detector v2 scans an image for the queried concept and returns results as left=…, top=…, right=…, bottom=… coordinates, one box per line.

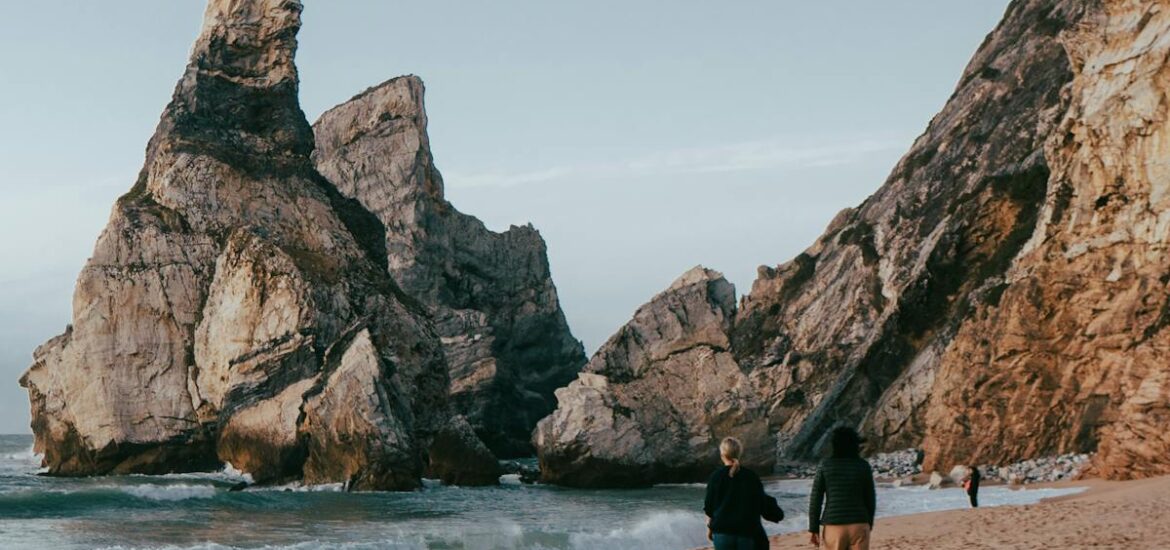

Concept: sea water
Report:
left=0, top=434, right=1085, bottom=550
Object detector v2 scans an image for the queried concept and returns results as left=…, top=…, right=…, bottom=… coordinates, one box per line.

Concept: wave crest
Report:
left=118, top=483, right=217, bottom=501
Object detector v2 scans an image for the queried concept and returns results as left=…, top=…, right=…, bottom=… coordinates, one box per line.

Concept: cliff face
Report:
left=735, top=0, right=1087, bottom=460
left=922, top=0, right=1170, bottom=479
left=20, top=0, right=451, bottom=489
left=312, top=77, right=585, bottom=457
left=538, top=0, right=1170, bottom=485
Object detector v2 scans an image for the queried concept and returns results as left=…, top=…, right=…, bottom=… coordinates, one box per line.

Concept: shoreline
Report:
left=698, top=475, right=1170, bottom=549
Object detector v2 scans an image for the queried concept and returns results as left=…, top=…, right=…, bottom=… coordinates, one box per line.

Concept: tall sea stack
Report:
left=20, top=0, right=451, bottom=489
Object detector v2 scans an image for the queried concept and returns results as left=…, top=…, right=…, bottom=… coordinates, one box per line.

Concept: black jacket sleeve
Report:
left=704, top=470, right=721, bottom=518
left=864, top=463, right=876, bottom=527
left=808, top=465, right=826, bottom=533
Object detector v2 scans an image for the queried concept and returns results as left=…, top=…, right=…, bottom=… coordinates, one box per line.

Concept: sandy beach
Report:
left=701, top=475, right=1170, bottom=549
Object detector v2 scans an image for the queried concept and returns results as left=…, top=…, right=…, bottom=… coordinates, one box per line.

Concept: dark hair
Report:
left=830, top=426, right=862, bottom=458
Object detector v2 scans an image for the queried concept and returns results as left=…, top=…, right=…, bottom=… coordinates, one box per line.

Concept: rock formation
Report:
left=312, top=76, right=585, bottom=457
left=921, top=0, right=1170, bottom=480
left=19, top=0, right=461, bottom=489
left=534, top=267, right=772, bottom=487
left=425, top=415, right=502, bottom=486
left=733, top=0, right=1087, bottom=462
left=537, top=0, right=1170, bottom=485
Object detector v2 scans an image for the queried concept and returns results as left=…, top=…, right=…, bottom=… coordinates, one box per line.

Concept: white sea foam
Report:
left=97, top=544, right=427, bottom=550
left=2, top=445, right=41, bottom=464
left=124, top=464, right=251, bottom=485
left=0, top=444, right=45, bottom=475
left=118, top=483, right=217, bottom=501
left=220, top=462, right=254, bottom=484
left=260, top=481, right=345, bottom=493
left=569, top=510, right=709, bottom=550
left=498, top=473, right=522, bottom=485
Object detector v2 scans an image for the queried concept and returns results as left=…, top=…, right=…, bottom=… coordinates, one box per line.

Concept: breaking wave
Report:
left=118, top=483, right=217, bottom=501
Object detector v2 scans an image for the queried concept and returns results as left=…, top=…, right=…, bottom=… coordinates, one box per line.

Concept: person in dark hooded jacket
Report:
left=808, top=427, right=875, bottom=550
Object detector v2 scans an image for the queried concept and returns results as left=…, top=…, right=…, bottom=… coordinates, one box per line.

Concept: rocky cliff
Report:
left=537, top=0, right=1170, bottom=485
left=921, top=0, right=1170, bottom=479
left=735, top=0, right=1086, bottom=462
left=312, top=77, right=585, bottom=457
left=20, top=0, right=457, bottom=489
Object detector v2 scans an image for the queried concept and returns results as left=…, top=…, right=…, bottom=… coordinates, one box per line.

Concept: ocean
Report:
left=0, top=434, right=1084, bottom=549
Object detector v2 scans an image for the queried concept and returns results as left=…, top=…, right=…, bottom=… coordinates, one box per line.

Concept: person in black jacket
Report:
left=704, top=437, right=768, bottom=550
left=808, top=427, right=876, bottom=550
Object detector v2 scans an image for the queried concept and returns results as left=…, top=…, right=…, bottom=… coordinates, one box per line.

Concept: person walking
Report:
left=705, top=437, right=768, bottom=550
left=808, top=427, right=876, bottom=550
left=963, top=466, right=982, bottom=508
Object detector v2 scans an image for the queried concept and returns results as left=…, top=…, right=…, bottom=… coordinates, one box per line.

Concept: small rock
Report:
left=425, top=415, right=500, bottom=486
left=929, top=471, right=946, bottom=489
left=949, top=465, right=969, bottom=486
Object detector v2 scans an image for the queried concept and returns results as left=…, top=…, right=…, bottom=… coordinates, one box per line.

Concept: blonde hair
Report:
left=720, top=437, right=743, bottom=477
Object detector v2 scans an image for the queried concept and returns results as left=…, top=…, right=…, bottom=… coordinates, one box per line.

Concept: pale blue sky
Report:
left=0, top=1, right=1011, bottom=433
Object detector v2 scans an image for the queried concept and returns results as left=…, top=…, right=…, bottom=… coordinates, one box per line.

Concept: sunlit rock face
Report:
left=734, top=0, right=1088, bottom=464
left=20, top=0, right=451, bottom=490
left=312, top=76, right=586, bottom=458
left=538, top=0, right=1170, bottom=485
left=922, top=1, right=1170, bottom=479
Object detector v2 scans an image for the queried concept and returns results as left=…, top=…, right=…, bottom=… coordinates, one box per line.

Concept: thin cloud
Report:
left=443, top=136, right=908, bottom=189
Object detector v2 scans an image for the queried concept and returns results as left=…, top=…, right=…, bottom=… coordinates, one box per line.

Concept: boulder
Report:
left=534, top=267, right=773, bottom=487
left=425, top=415, right=502, bottom=486
left=929, top=471, right=946, bottom=490
left=949, top=465, right=969, bottom=486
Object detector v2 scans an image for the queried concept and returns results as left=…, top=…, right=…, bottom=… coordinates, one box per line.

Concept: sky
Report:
left=0, top=1, right=1012, bottom=434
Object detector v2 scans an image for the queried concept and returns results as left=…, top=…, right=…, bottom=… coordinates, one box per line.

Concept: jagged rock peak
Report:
left=158, top=0, right=313, bottom=175
left=19, top=0, right=469, bottom=490
left=668, top=265, right=727, bottom=292
left=313, top=75, right=586, bottom=458
left=197, top=0, right=301, bottom=83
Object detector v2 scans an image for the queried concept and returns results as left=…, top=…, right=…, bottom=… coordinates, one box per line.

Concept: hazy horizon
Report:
left=0, top=1, right=1011, bottom=433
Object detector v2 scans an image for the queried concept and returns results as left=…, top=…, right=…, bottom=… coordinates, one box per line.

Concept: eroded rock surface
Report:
left=20, top=0, right=449, bottom=489
left=534, top=267, right=771, bottom=487
left=921, top=0, right=1170, bottom=479
left=312, top=76, right=585, bottom=457
left=537, top=0, right=1170, bottom=485
left=733, top=0, right=1087, bottom=463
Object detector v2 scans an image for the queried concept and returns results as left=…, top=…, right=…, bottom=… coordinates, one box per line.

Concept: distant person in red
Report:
left=808, top=427, right=875, bottom=550
left=963, top=467, right=981, bottom=508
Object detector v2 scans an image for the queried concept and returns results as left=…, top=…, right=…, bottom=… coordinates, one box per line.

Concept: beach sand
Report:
left=703, top=475, right=1170, bottom=549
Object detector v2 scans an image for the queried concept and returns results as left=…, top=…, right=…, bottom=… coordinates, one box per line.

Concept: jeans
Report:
left=712, top=532, right=755, bottom=550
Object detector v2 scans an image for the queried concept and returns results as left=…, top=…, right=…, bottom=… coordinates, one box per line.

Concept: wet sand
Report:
left=702, top=475, right=1170, bottom=549
left=773, top=475, right=1170, bottom=549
